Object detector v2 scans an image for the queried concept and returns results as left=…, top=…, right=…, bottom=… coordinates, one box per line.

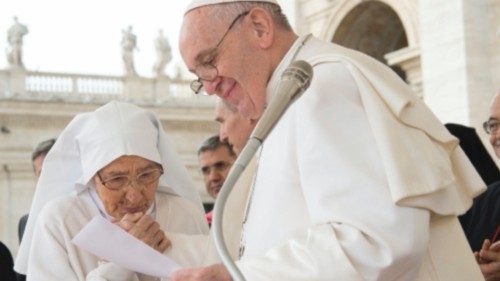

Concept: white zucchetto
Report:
left=185, top=0, right=280, bottom=14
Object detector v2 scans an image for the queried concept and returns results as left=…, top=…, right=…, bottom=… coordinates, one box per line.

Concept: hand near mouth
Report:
left=114, top=212, right=171, bottom=253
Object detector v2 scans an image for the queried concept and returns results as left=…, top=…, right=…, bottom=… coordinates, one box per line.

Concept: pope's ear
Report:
left=247, top=8, right=274, bottom=49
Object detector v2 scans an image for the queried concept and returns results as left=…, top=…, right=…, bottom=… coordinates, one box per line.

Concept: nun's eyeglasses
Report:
left=190, top=11, right=250, bottom=95
left=97, top=167, right=164, bottom=190
left=484, top=119, right=500, bottom=135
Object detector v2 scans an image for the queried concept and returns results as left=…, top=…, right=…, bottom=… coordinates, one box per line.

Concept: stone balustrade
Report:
left=25, top=72, right=123, bottom=95
left=0, top=68, right=214, bottom=108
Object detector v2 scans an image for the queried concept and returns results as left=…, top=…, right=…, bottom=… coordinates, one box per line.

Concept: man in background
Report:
left=214, top=98, right=256, bottom=155
left=31, top=138, right=56, bottom=179
left=474, top=92, right=500, bottom=281
left=197, top=135, right=236, bottom=224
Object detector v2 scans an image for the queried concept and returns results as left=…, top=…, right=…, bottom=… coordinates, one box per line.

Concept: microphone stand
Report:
left=211, top=60, right=313, bottom=281
left=211, top=137, right=261, bottom=281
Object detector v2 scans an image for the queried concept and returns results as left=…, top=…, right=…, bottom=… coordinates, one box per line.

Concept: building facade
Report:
left=296, top=0, right=499, bottom=128
left=293, top=0, right=500, bottom=188
left=1, top=0, right=499, bottom=258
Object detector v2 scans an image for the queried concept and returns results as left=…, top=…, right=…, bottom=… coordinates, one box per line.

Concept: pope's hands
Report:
left=475, top=239, right=500, bottom=281
left=170, top=264, right=232, bottom=281
left=114, top=212, right=171, bottom=253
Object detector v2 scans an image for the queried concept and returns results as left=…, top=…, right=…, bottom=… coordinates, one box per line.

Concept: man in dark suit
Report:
left=0, top=241, right=16, bottom=281
left=458, top=93, right=500, bottom=281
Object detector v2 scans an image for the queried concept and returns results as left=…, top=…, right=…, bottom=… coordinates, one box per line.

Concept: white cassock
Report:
left=28, top=190, right=208, bottom=280
left=234, top=35, right=485, bottom=280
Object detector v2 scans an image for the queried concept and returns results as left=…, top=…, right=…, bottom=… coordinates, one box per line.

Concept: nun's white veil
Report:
left=15, top=101, right=203, bottom=274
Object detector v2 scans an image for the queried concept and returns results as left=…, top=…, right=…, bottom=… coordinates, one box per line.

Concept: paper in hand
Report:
left=72, top=215, right=181, bottom=278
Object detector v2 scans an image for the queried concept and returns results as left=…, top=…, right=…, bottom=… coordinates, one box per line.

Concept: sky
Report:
left=0, top=0, right=294, bottom=78
left=0, top=0, right=199, bottom=78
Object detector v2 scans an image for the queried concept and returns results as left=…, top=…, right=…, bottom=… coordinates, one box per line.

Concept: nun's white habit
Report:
left=15, top=101, right=209, bottom=280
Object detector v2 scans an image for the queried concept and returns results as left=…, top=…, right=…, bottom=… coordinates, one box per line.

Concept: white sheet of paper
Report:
left=72, top=215, right=181, bottom=278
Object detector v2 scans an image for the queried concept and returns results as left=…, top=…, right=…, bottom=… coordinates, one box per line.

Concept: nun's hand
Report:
left=116, top=212, right=171, bottom=253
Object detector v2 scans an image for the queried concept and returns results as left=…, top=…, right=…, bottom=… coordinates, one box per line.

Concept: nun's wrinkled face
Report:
left=93, top=155, right=163, bottom=220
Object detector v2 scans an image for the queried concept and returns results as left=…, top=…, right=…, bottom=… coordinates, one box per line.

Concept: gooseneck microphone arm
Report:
left=211, top=60, right=314, bottom=281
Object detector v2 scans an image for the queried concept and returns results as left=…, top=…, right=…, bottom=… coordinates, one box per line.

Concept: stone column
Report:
left=123, top=76, right=154, bottom=101
left=0, top=70, right=7, bottom=97
left=0, top=165, right=13, bottom=246
left=9, top=68, right=27, bottom=96
left=0, top=162, right=35, bottom=255
left=419, top=0, right=493, bottom=127
left=153, top=76, right=171, bottom=102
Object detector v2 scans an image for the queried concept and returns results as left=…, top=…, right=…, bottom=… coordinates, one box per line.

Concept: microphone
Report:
left=251, top=60, right=314, bottom=141
left=211, top=60, right=313, bottom=281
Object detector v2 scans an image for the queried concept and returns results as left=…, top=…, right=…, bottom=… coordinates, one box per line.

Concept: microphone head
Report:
left=281, top=60, right=313, bottom=93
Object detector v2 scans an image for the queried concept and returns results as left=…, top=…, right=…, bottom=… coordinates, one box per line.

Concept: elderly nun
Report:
left=14, top=101, right=209, bottom=280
